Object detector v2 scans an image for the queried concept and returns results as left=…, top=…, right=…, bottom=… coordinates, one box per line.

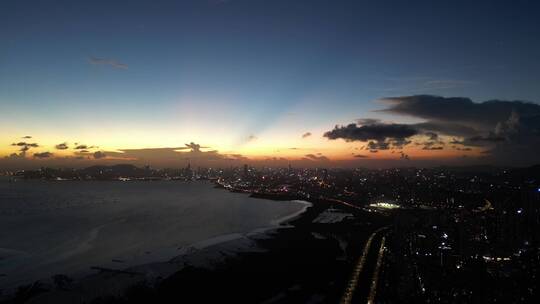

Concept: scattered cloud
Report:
left=55, top=142, right=69, bottom=150
left=11, top=142, right=39, bottom=153
left=301, top=132, right=312, bottom=138
left=366, top=140, right=390, bottom=151
left=93, top=151, right=107, bottom=159
left=88, top=56, right=128, bottom=69
left=88, top=142, right=249, bottom=165
left=184, top=142, right=210, bottom=152
left=33, top=152, right=53, bottom=158
left=12, top=142, right=38, bottom=147
left=399, top=151, right=410, bottom=160
left=1, top=141, right=251, bottom=169
left=74, top=144, right=97, bottom=150
left=304, top=153, right=330, bottom=161
left=425, top=132, right=439, bottom=141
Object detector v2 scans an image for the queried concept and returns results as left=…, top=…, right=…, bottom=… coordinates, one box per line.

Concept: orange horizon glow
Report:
left=0, top=132, right=483, bottom=166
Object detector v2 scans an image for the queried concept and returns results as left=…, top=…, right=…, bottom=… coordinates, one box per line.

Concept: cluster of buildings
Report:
left=5, top=163, right=540, bottom=301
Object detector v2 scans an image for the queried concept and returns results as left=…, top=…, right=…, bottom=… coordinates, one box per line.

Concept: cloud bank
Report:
left=325, top=95, right=540, bottom=165
left=324, top=119, right=418, bottom=151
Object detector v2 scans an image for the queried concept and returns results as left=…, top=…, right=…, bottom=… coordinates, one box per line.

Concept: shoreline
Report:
left=269, top=200, right=313, bottom=227
left=2, top=182, right=387, bottom=303
left=0, top=188, right=316, bottom=303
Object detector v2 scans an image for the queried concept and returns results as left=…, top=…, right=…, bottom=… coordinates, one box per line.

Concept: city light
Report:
left=369, top=202, right=401, bottom=209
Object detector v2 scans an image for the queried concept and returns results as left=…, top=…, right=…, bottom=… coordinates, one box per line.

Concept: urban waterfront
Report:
left=2, top=0, right=540, bottom=302
left=1, top=164, right=538, bottom=303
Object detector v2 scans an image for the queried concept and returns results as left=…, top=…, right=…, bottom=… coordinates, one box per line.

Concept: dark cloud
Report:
left=12, top=142, right=38, bottom=147
left=324, top=123, right=417, bottom=142
left=227, top=154, right=248, bottom=161
left=450, top=138, right=465, bottom=145
left=475, top=112, right=540, bottom=165
left=420, top=133, right=445, bottom=150
left=301, top=132, right=312, bottom=138
left=22, top=136, right=32, bottom=139
left=391, top=138, right=412, bottom=149
left=372, top=95, right=540, bottom=165
left=247, top=135, right=258, bottom=142
left=74, top=144, right=98, bottom=150
left=400, top=151, right=410, bottom=160
left=304, top=154, right=330, bottom=161
left=325, top=95, right=538, bottom=164
left=425, top=132, right=438, bottom=141
left=355, top=118, right=382, bottom=125
left=366, top=140, right=390, bottom=151
left=467, top=135, right=505, bottom=143
left=88, top=56, right=128, bottom=69
left=11, top=142, right=39, bottom=153
left=93, top=151, right=106, bottom=159
left=55, top=142, right=69, bottom=150
left=184, top=142, right=210, bottom=152
left=324, top=119, right=418, bottom=151
left=413, top=121, right=479, bottom=137
left=33, top=152, right=53, bottom=158
left=354, top=154, right=368, bottom=158
left=379, top=95, right=540, bottom=128
left=4, top=152, right=26, bottom=159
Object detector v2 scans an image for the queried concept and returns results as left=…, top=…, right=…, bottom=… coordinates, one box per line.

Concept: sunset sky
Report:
left=1, top=0, right=540, bottom=169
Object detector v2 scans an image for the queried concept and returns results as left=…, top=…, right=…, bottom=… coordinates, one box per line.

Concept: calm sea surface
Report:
left=0, top=178, right=305, bottom=288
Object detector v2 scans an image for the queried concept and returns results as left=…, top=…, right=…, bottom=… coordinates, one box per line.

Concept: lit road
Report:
left=367, top=236, right=386, bottom=304
left=341, top=227, right=388, bottom=304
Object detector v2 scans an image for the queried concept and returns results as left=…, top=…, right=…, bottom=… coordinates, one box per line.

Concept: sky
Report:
left=1, top=0, right=540, bottom=169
